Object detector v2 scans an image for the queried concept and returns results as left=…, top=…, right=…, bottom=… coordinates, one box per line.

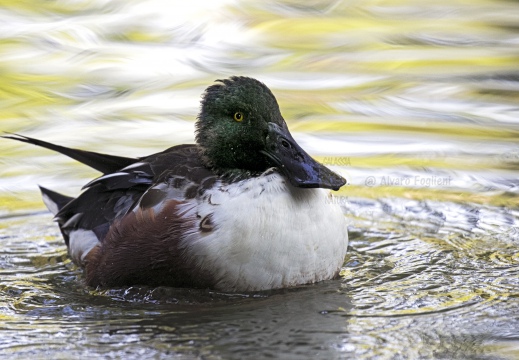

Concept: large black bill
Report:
left=263, top=123, right=347, bottom=191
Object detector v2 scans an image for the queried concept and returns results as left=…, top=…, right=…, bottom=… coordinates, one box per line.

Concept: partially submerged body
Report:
left=5, top=77, right=349, bottom=292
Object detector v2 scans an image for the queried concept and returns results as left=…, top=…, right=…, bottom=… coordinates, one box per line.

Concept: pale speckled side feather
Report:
left=69, top=229, right=101, bottom=265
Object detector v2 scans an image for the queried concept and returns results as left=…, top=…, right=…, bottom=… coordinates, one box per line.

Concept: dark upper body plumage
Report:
left=56, top=144, right=215, bottom=246
left=4, top=77, right=348, bottom=291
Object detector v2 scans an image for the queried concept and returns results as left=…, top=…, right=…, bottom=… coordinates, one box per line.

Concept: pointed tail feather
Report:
left=2, top=133, right=137, bottom=174
left=39, top=186, right=74, bottom=216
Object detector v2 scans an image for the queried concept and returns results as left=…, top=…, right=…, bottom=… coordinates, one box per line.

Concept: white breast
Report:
left=182, top=171, right=349, bottom=292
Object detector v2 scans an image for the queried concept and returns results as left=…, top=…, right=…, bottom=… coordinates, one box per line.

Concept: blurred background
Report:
left=0, top=0, right=518, bottom=359
left=1, top=0, right=518, bottom=210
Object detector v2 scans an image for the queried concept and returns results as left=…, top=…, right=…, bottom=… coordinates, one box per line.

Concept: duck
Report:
left=4, top=76, right=349, bottom=292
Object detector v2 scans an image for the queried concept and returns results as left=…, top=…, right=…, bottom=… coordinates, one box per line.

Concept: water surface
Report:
left=1, top=0, right=518, bottom=358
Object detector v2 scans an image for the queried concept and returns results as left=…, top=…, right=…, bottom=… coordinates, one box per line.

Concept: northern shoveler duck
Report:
left=4, top=76, right=348, bottom=292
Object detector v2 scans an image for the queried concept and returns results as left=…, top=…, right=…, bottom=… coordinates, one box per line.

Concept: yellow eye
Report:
left=233, top=112, right=244, bottom=122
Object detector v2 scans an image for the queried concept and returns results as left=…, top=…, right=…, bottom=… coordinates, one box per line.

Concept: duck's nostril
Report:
left=281, top=140, right=290, bottom=148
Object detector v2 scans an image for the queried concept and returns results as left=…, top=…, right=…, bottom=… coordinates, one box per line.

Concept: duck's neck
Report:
left=197, top=146, right=272, bottom=183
